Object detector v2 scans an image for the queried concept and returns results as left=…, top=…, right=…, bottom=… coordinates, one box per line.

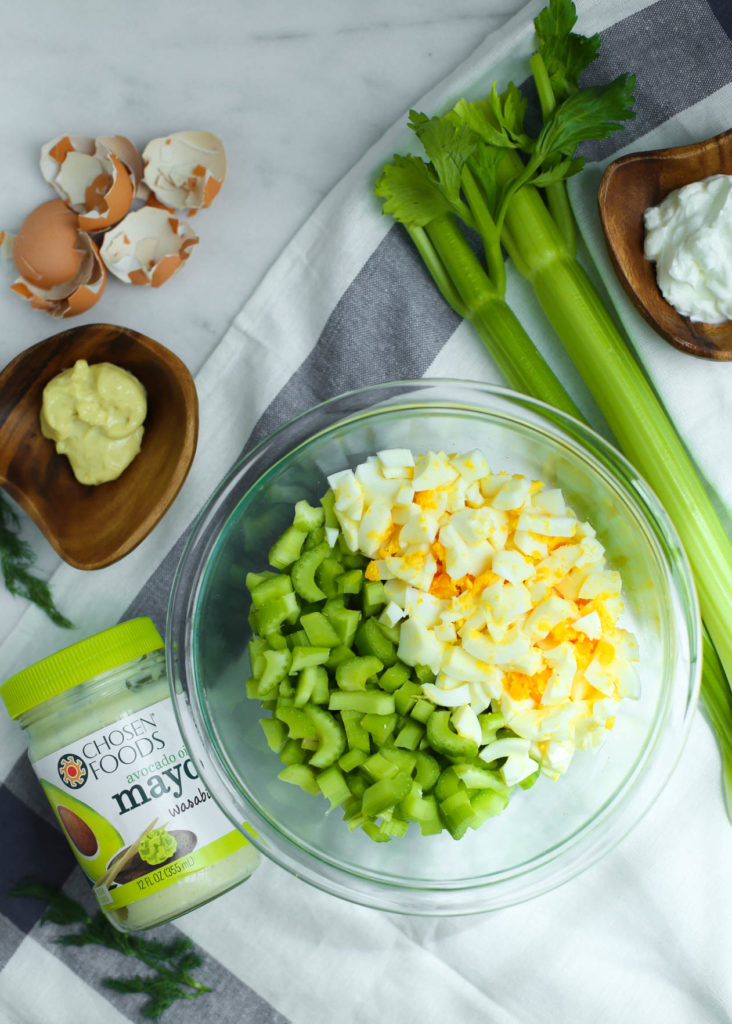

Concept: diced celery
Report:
left=289, top=645, right=330, bottom=674
left=519, top=769, right=540, bottom=791
left=410, top=698, right=436, bottom=723
left=326, top=644, right=354, bottom=671
left=340, top=709, right=371, bottom=753
left=291, top=541, right=330, bottom=601
left=293, top=500, right=325, bottom=532
left=394, top=681, right=422, bottom=716
left=381, top=747, right=417, bottom=775
left=376, top=619, right=401, bottom=645
left=245, top=570, right=276, bottom=594
left=335, top=655, right=383, bottom=691
left=256, top=647, right=292, bottom=698
left=337, top=569, right=364, bottom=595
left=361, top=821, right=393, bottom=843
left=363, top=751, right=400, bottom=781
left=355, top=617, right=396, bottom=666
left=269, top=525, right=307, bottom=570
left=286, top=628, right=309, bottom=650
left=319, top=488, right=339, bottom=528
left=339, top=748, right=369, bottom=772
left=245, top=677, right=259, bottom=699
left=362, top=580, right=387, bottom=617
left=278, top=764, right=320, bottom=795
left=413, top=664, right=436, bottom=685
left=275, top=705, right=318, bottom=741
left=248, top=636, right=269, bottom=678
left=304, top=704, right=347, bottom=768
left=323, top=601, right=361, bottom=647
left=361, top=772, right=412, bottom=817
left=256, top=591, right=300, bottom=635
left=260, top=717, right=287, bottom=752
left=249, top=573, right=290, bottom=607
left=280, top=739, right=308, bottom=765
left=395, top=719, right=425, bottom=750
left=303, top=526, right=327, bottom=550
left=316, top=765, right=352, bottom=808
left=293, top=665, right=325, bottom=707
left=469, top=788, right=509, bottom=827
left=478, top=711, right=505, bottom=746
left=267, top=631, right=288, bottom=651
left=316, top=557, right=344, bottom=598
left=381, top=816, right=409, bottom=838
left=413, top=750, right=440, bottom=793
left=378, top=662, right=411, bottom=693
left=434, top=766, right=462, bottom=802
left=329, top=691, right=396, bottom=715
left=310, top=667, right=331, bottom=704
left=440, top=789, right=476, bottom=839
left=427, top=710, right=479, bottom=760
left=361, top=712, right=398, bottom=745
left=453, top=763, right=510, bottom=793
left=346, top=771, right=368, bottom=798
left=301, top=611, right=341, bottom=648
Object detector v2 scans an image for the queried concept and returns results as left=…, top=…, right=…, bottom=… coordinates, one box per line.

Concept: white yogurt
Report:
left=643, top=173, right=732, bottom=324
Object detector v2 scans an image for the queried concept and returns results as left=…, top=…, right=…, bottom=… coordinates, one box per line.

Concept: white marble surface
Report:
left=0, top=0, right=528, bottom=632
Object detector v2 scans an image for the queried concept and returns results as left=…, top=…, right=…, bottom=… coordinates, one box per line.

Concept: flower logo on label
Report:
left=57, top=753, right=88, bottom=789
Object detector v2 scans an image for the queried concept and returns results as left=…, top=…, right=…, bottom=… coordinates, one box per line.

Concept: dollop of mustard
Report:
left=40, top=359, right=147, bottom=486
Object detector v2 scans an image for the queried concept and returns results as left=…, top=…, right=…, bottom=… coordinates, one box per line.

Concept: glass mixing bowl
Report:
left=166, top=379, right=700, bottom=914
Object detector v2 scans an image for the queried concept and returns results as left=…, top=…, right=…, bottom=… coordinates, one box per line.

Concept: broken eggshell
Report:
left=100, top=206, right=198, bottom=286
left=40, top=135, right=138, bottom=231
left=8, top=199, right=106, bottom=317
left=142, top=131, right=226, bottom=211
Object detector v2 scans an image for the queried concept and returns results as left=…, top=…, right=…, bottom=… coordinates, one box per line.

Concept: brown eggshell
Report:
left=99, top=206, right=198, bottom=286
left=97, top=135, right=144, bottom=192
left=10, top=231, right=106, bottom=318
left=142, top=131, right=226, bottom=210
left=41, top=135, right=135, bottom=230
left=12, top=200, right=83, bottom=291
left=77, top=152, right=134, bottom=231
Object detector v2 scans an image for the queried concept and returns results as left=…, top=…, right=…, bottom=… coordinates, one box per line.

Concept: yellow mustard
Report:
left=40, top=359, right=147, bottom=485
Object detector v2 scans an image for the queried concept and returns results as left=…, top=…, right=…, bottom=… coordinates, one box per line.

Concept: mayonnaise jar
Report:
left=643, top=173, right=732, bottom=324
left=0, top=619, right=259, bottom=932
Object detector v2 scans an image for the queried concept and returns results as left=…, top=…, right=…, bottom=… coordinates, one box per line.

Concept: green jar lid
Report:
left=0, top=617, right=164, bottom=720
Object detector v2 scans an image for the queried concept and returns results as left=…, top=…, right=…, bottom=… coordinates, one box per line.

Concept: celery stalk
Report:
left=416, top=214, right=582, bottom=420
left=700, top=630, right=732, bottom=820
left=502, top=182, right=732, bottom=688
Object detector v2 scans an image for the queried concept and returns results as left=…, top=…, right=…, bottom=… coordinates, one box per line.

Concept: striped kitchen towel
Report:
left=1, top=1, right=731, bottom=1022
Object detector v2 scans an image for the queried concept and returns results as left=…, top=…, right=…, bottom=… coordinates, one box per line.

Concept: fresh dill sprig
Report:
left=10, top=881, right=211, bottom=1020
left=0, top=494, right=73, bottom=628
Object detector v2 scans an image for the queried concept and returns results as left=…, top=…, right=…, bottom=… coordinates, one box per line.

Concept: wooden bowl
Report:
left=0, top=323, right=198, bottom=569
left=598, top=127, right=732, bottom=360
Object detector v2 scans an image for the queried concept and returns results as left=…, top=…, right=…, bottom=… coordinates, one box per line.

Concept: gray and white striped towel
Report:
left=1, top=1, right=731, bottom=1021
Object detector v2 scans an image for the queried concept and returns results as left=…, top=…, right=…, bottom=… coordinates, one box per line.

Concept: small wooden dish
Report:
left=0, top=323, right=198, bottom=569
left=598, top=127, right=732, bottom=360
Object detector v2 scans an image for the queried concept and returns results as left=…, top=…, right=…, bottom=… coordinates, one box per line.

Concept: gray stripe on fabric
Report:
left=580, top=0, right=732, bottom=162
left=124, top=0, right=732, bottom=635
left=123, top=224, right=461, bottom=632
left=29, top=868, right=291, bottom=1024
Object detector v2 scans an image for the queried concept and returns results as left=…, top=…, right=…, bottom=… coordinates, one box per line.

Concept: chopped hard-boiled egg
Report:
left=328, top=448, right=640, bottom=780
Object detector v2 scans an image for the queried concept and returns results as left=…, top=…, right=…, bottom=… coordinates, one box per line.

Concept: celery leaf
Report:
left=374, top=155, right=452, bottom=228
left=537, top=74, right=636, bottom=157
left=534, top=0, right=600, bottom=102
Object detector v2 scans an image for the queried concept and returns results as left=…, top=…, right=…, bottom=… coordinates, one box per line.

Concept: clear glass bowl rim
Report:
left=166, top=378, right=701, bottom=915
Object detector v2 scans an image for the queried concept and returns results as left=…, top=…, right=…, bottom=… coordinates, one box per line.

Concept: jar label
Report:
left=32, top=695, right=253, bottom=911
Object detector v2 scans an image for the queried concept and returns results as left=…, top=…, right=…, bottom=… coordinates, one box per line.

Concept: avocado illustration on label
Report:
left=40, top=779, right=124, bottom=880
